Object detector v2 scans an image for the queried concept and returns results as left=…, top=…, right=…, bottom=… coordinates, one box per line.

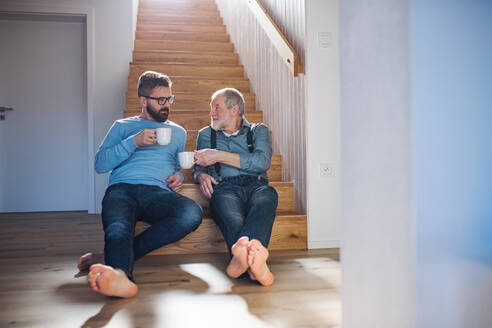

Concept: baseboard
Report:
left=308, top=239, right=340, bottom=249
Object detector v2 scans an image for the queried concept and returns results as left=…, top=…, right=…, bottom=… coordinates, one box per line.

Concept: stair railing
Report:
left=246, top=0, right=303, bottom=76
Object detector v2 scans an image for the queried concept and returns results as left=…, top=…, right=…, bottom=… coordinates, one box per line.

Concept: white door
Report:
left=0, top=14, right=88, bottom=212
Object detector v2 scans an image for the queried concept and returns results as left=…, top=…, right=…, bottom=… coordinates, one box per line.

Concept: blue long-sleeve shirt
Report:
left=95, top=116, right=185, bottom=191
left=192, top=118, right=272, bottom=182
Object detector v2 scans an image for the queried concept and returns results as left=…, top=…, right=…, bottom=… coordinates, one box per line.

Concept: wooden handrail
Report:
left=246, top=0, right=303, bottom=76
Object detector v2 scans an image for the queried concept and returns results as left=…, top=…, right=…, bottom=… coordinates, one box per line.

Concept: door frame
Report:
left=0, top=4, right=97, bottom=213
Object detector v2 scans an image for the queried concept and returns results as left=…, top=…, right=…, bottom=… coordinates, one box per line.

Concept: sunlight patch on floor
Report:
left=154, top=291, right=273, bottom=328
left=294, top=257, right=341, bottom=287
left=179, top=262, right=233, bottom=294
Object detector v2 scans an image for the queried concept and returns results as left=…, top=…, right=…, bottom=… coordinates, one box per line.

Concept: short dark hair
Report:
left=137, top=71, right=172, bottom=97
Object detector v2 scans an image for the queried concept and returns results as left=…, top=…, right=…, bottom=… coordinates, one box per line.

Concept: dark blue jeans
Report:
left=101, top=183, right=202, bottom=281
left=210, top=175, right=278, bottom=255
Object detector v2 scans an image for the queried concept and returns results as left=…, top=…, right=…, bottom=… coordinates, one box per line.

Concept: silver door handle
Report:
left=0, top=106, right=14, bottom=120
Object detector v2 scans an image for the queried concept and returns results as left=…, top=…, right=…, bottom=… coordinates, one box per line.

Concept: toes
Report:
left=89, top=263, right=106, bottom=274
left=237, top=236, right=249, bottom=245
left=248, top=253, right=254, bottom=266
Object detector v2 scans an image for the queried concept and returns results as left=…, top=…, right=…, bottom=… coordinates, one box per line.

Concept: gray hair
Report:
left=211, top=88, right=245, bottom=116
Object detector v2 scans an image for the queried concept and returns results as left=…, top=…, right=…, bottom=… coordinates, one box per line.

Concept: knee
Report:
left=181, top=201, right=203, bottom=231
left=252, top=186, right=278, bottom=207
left=104, top=221, right=133, bottom=241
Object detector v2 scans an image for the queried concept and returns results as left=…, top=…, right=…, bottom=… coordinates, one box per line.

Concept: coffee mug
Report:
left=178, top=151, right=195, bottom=169
left=156, top=128, right=172, bottom=145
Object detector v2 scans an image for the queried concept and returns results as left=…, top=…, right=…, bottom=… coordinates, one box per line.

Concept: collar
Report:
left=213, top=117, right=251, bottom=137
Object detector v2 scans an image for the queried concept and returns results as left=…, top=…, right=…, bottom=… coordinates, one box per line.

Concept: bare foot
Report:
left=247, top=239, right=274, bottom=286
left=88, top=264, right=138, bottom=298
left=226, top=236, right=250, bottom=278
left=77, top=252, right=104, bottom=272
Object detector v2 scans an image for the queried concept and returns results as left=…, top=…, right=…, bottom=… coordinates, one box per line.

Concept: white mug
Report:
left=178, top=152, right=195, bottom=169
left=156, top=128, right=172, bottom=145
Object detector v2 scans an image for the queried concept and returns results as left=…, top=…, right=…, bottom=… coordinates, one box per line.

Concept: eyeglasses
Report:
left=140, top=95, right=175, bottom=105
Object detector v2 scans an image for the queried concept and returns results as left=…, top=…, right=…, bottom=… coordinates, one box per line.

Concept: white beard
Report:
left=211, top=111, right=232, bottom=131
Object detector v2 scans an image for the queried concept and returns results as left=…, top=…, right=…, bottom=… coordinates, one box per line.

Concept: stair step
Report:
left=184, top=130, right=272, bottom=152
left=125, top=91, right=255, bottom=111
left=180, top=154, right=282, bottom=183
left=126, top=0, right=307, bottom=257
left=179, top=181, right=294, bottom=215
left=139, top=0, right=217, bottom=11
left=136, top=214, right=307, bottom=255
left=137, top=24, right=226, bottom=33
left=135, top=31, right=229, bottom=42
left=129, top=63, right=243, bottom=79
left=134, top=40, right=234, bottom=52
left=138, top=14, right=223, bottom=25
left=124, top=109, right=263, bottom=130
left=138, top=8, right=220, bottom=17
left=133, top=51, right=238, bottom=64
left=128, top=76, right=250, bottom=93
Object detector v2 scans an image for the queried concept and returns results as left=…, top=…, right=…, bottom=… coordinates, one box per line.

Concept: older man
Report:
left=193, top=88, right=278, bottom=286
left=78, top=71, right=202, bottom=297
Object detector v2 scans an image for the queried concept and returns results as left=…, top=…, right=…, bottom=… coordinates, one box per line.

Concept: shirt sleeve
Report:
left=94, top=122, right=138, bottom=174
left=239, top=124, right=272, bottom=174
left=192, top=128, right=210, bottom=183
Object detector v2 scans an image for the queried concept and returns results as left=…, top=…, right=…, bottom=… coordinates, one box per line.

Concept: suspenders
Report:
left=210, top=125, right=254, bottom=180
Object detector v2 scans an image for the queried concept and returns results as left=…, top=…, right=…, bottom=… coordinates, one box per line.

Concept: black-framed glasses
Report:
left=140, top=95, right=175, bottom=105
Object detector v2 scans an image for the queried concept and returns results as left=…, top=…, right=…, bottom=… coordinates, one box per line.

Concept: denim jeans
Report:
left=210, top=175, right=278, bottom=255
left=101, top=183, right=202, bottom=281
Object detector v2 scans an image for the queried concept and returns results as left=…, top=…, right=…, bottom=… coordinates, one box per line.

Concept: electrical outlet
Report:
left=320, top=163, right=334, bottom=177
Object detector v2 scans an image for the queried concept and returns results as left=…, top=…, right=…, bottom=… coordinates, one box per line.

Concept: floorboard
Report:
left=0, top=211, right=340, bottom=328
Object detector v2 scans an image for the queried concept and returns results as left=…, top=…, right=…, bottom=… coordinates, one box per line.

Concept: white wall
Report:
left=0, top=0, right=136, bottom=213
left=413, top=0, right=492, bottom=326
left=340, top=0, right=492, bottom=326
left=339, top=0, right=414, bottom=327
left=305, top=0, right=341, bottom=249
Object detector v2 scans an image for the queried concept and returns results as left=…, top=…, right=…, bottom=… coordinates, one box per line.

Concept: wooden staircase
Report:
left=127, top=0, right=307, bottom=255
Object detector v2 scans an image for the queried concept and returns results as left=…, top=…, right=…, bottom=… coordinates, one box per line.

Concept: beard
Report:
left=147, top=104, right=169, bottom=122
left=211, top=111, right=231, bottom=130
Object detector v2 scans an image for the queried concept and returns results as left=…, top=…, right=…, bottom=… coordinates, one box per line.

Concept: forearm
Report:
left=239, top=151, right=271, bottom=173
left=94, top=136, right=137, bottom=173
left=217, top=150, right=241, bottom=169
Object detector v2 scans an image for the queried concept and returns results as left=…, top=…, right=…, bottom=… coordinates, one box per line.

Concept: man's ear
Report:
left=139, top=96, right=146, bottom=108
left=232, top=104, right=240, bottom=115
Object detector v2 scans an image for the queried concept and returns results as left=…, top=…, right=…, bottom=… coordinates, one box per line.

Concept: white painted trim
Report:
left=309, top=240, right=340, bottom=249
left=0, top=3, right=96, bottom=213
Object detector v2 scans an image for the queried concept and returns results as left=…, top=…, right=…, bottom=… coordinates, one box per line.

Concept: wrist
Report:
left=214, top=149, right=222, bottom=163
left=197, top=173, right=207, bottom=182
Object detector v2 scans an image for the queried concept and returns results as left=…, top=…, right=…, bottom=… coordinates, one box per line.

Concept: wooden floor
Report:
left=0, top=212, right=340, bottom=328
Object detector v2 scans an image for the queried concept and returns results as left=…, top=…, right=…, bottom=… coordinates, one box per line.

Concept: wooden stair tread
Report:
left=130, top=62, right=242, bottom=68
left=135, top=31, right=229, bottom=42
left=138, top=9, right=220, bottom=17
left=136, top=24, right=226, bottom=33
left=138, top=17, right=223, bottom=26
left=134, top=40, right=234, bottom=52
left=136, top=213, right=307, bottom=255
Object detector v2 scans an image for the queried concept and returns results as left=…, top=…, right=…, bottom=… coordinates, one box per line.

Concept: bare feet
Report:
left=88, top=264, right=138, bottom=298
left=247, top=239, right=274, bottom=286
left=77, top=252, right=104, bottom=272
left=226, top=236, right=250, bottom=278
